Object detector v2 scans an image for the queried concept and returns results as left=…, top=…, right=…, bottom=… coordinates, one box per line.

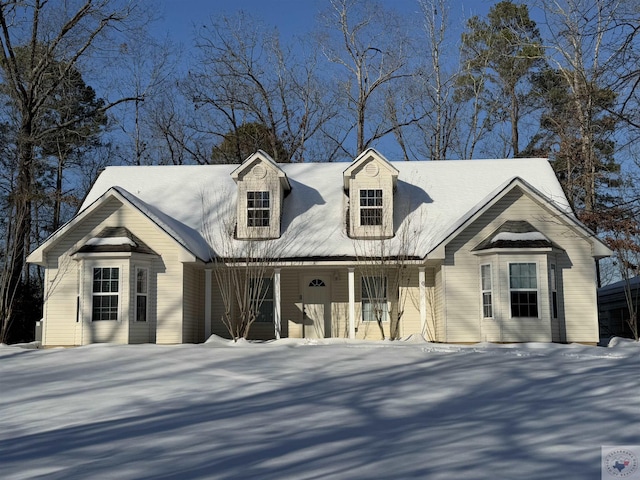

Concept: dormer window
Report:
left=231, top=151, right=291, bottom=240
left=360, top=189, right=383, bottom=226
left=247, top=191, right=270, bottom=227
left=343, top=149, right=398, bottom=239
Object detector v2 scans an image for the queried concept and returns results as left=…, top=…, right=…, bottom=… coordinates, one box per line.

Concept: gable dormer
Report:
left=231, top=150, right=291, bottom=240
left=343, top=149, right=398, bottom=239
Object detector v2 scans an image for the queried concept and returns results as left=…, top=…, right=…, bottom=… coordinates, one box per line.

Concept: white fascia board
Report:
left=27, top=188, right=125, bottom=266
left=27, top=188, right=199, bottom=266
left=427, top=177, right=611, bottom=260
left=231, top=150, right=291, bottom=190
left=342, top=148, right=399, bottom=190
left=205, top=258, right=426, bottom=268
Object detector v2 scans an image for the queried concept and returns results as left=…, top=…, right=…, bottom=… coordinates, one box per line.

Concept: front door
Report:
left=303, top=276, right=330, bottom=338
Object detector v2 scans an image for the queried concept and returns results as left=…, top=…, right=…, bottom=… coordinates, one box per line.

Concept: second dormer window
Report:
left=247, top=191, right=270, bottom=227
left=360, top=189, right=383, bottom=226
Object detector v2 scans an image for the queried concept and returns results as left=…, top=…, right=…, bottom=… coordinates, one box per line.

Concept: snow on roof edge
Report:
left=112, top=187, right=214, bottom=262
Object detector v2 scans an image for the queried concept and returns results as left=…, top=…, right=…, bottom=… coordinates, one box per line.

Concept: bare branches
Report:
left=320, top=0, right=415, bottom=155
left=185, top=12, right=335, bottom=163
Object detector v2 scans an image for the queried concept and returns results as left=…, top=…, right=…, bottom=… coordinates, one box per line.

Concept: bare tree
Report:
left=186, top=12, right=334, bottom=163
left=352, top=199, right=424, bottom=340
left=201, top=189, right=290, bottom=341
left=414, top=0, right=462, bottom=161
left=319, top=0, right=416, bottom=156
left=541, top=0, right=623, bottom=215
left=0, top=0, right=150, bottom=343
left=111, top=34, right=180, bottom=166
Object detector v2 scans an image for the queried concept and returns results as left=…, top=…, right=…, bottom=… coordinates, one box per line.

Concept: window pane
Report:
left=136, top=296, right=147, bottom=322
left=509, top=263, right=537, bottom=289
left=511, top=291, right=538, bottom=317
left=481, top=264, right=491, bottom=290
left=247, top=191, right=270, bottom=227
left=361, top=276, right=388, bottom=322
left=93, top=295, right=118, bottom=321
left=257, top=299, right=273, bottom=323
left=253, top=278, right=274, bottom=323
left=359, top=189, right=383, bottom=226
left=483, top=292, right=492, bottom=318
left=137, top=269, right=148, bottom=294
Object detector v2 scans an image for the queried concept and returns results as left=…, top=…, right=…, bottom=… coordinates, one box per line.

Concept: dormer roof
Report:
left=231, top=150, right=291, bottom=191
left=342, top=148, right=399, bottom=190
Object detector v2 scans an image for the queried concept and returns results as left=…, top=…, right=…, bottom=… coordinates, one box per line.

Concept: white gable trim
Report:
left=343, top=148, right=399, bottom=190
left=231, top=150, right=291, bottom=191
left=27, top=187, right=202, bottom=266
left=427, top=177, right=612, bottom=260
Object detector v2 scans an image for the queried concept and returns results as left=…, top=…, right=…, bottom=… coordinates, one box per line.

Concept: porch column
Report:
left=348, top=267, right=356, bottom=339
left=205, top=268, right=212, bottom=339
left=274, top=268, right=281, bottom=339
left=419, top=266, right=426, bottom=337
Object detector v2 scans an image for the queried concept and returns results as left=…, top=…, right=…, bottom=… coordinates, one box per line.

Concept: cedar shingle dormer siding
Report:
left=231, top=151, right=291, bottom=240
left=343, top=149, right=398, bottom=239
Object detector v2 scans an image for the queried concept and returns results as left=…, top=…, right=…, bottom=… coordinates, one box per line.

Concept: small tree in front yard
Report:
left=202, top=190, right=286, bottom=341
left=352, top=200, right=424, bottom=340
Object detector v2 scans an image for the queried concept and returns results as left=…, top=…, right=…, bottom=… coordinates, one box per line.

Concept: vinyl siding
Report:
left=348, top=158, right=395, bottom=239
left=210, top=277, right=228, bottom=338
left=182, top=266, right=204, bottom=343
left=40, top=197, right=188, bottom=346
left=441, top=188, right=598, bottom=343
left=236, top=162, right=284, bottom=240
left=396, top=269, right=421, bottom=338
left=279, top=270, right=299, bottom=338
left=433, top=265, right=445, bottom=342
left=329, top=269, right=350, bottom=338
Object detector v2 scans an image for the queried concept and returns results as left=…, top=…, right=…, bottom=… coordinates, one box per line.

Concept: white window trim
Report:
left=508, top=261, right=540, bottom=319
left=359, top=189, right=383, bottom=227
left=480, top=263, right=493, bottom=319
left=91, top=266, right=120, bottom=322
left=247, top=191, right=271, bottom=228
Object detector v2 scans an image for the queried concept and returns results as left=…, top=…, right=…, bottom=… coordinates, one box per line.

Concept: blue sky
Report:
left=154, top=0, right=496, bottom=45
left=148, top=0, right=501, bottom=159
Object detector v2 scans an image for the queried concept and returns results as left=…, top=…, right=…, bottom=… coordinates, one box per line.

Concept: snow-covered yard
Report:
left=1, top=336, right=639, bottom=479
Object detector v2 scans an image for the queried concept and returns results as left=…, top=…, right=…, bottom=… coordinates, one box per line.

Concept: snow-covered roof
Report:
left=86, top=236, right=136, bottom=247
left=80, top=158, right=574, bottom=262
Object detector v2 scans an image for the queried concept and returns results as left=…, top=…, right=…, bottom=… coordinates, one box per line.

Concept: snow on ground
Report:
left=1, top=337, right=639, bottom=479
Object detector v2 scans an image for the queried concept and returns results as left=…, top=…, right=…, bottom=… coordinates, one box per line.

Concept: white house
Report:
left=27, top=149, right=611, bottom=346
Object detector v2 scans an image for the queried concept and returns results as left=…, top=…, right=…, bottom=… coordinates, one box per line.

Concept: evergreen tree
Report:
left=211, top=122, right=289, bottom=164
left=459, top=1, right=544, bottom=156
